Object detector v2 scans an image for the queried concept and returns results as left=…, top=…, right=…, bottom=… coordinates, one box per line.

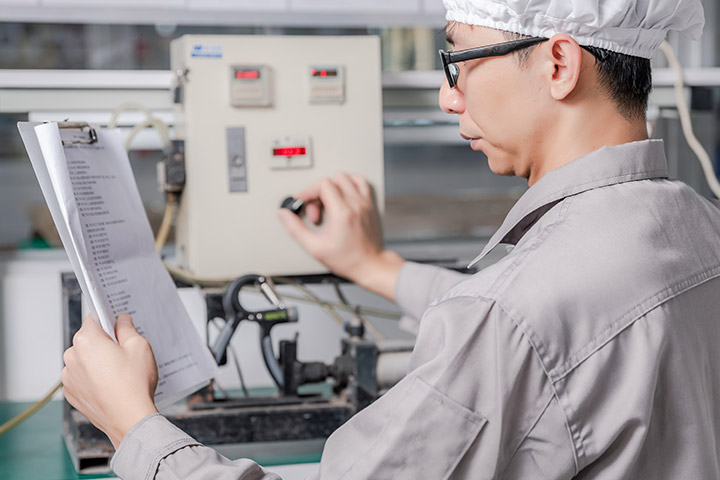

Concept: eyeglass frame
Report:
left=438, top=37, right=549, bottom=89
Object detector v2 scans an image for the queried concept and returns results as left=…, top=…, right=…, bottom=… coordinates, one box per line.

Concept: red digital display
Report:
left=273, top=147, right=307, bottom=157
left=235, top=69, right=260, bottom=80
left=311, top=68, right=338, bottom=78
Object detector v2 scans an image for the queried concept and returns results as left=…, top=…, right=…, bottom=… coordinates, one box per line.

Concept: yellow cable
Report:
left=272, top=276, right=346, bottom=328
left=272, top=276, right=387, bottom=340
left=276, top=292, right=402, bottom=320
left=155, top=197, right=177, bottom=253
left=163, top=261, right=235, bottom=288
left=0, top=381, right=63, bottom=436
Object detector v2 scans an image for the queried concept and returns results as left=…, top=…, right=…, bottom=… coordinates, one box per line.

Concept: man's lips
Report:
left=460, top=132, right=483, bottom=149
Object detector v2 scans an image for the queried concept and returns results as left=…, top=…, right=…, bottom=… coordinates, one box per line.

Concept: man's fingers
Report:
left=278, top=209, right=321, bottom=255
left=349, top=174, right=372, bottom=198
left=332, top=173, right=361, bottom=204
left=74, top=314, right=108, bottom=346
left=317, top=178, right=347, bottom=215
left=115, top=314, right=139, bottom=345
left=63, top=347, right=73, bottom=366
left=293, top=181, right=323, bottom=204
left=305, top=201, right=323, bottom=225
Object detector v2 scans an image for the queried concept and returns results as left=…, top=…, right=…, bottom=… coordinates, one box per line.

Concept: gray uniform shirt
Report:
left=112, top=140, right=720, bottom=479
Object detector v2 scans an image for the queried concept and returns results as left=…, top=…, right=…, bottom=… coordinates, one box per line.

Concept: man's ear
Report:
left=544, top=34, right=583, bottom=101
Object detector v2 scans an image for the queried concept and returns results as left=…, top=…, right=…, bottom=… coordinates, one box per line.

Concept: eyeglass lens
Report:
left=447, top=63, right=459, bottom=87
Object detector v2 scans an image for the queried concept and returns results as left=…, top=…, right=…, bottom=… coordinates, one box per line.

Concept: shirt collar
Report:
left=468, top=139, right=669, bottom=268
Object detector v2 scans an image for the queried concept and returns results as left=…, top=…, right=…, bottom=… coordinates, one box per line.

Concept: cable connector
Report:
left=158, top=139, right=186, bottom=194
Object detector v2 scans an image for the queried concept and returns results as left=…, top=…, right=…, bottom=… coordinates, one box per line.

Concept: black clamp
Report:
left=211, top=274, right=298, bottom=389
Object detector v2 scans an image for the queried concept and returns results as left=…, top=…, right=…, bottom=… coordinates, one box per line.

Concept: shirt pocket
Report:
left=341, top=375, right=487, bottom=480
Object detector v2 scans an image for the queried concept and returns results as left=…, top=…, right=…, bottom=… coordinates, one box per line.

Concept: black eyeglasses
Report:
left=438, top=37, right=548, bottom=88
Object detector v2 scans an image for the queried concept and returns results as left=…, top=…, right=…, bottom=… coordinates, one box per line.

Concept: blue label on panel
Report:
left=191, top=44, right=223, bottom=58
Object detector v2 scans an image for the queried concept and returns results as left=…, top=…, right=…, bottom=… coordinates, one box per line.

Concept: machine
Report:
left=61, top=34, right=409, bottom=474
left=61, top=272, right=411, bottom=474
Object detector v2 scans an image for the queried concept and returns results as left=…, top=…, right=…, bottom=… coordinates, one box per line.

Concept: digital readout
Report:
left=311, top=68, right=338, bottom=77
left=273, top=147, right=307, bottom=157
left=235, top=69, right=260, bottom=80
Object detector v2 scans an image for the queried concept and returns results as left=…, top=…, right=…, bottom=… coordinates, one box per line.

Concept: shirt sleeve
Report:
left=314, top=295, right=574, bottom=479
left=111, top=413, right=282, bottom=480
left=393, top=261, right=469, bottom=334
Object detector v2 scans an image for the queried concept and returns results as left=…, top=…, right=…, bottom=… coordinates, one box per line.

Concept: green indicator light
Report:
left=264, top=311, right=288, bottom=321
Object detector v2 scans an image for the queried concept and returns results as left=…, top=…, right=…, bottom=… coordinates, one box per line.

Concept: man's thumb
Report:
left=115, top=314, right=138, bottom=344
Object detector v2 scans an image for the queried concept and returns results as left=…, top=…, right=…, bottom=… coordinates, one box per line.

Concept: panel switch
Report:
left=227, top=127, right=247, bottom=192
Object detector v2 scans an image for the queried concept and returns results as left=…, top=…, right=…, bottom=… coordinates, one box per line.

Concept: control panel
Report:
left=170, top=35, right=384, bottom=278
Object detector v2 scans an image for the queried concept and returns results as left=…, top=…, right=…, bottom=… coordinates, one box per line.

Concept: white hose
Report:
left=107, top=102, right=155, bottom=129
left=108, top=102, right=171, bottom=152
left=658, top=41, right=720, bottom=198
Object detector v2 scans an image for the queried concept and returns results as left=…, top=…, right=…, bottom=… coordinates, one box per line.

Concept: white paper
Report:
left=18, top=122, right=217, bottom=409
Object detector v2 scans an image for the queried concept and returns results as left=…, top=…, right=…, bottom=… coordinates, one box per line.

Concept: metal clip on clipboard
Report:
left=55, top=122, right=98, bottom=146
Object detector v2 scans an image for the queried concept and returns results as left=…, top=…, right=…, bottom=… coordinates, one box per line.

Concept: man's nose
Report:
left=438, top=79, right=465, bottom=115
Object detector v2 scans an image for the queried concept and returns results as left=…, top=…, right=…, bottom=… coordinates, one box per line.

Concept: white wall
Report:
left=0, top=249, right=69, bottom=402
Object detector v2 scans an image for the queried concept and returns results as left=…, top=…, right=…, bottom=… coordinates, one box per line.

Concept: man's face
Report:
left=439, top=23, right=548, bottom=181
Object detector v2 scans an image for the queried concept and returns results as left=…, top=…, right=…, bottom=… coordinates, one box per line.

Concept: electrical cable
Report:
left=273, top=276, right=387, bottom=341
left=163, top=261, right=235, bottom=288
left=0, top=381, right=63, bottom=436
left=658, top=41, right=720, bottom=198
left=155, top=194, right=177, bottom=253
left=272, top=276, right=347, bottom=329
left=276, top=292, right=402, bottom=320
left=333, top=280, right=386, bottom=341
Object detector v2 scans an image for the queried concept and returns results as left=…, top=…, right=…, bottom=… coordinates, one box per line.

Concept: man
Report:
left=62, top=0, right=720, bottom=478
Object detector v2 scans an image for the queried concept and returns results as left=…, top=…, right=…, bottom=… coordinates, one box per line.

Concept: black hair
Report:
left=503, top=31, right=652, bottom=120
left=581, top=45, right=652, bottom=120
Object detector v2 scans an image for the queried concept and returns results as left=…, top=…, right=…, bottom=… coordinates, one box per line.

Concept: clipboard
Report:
left=17, top=121, right=217, bottom=409
left=57, top=122, right=98, bottom=146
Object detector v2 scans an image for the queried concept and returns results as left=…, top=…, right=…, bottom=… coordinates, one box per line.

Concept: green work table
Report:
left=0, top=400, right=323, bottom=480
left=0, top=400, right=109, bottom=480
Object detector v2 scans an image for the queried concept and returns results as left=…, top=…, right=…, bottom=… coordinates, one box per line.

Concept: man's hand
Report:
left=277, top=172, right=404, bottom=300
left=62, top=314, right=159, bottom=449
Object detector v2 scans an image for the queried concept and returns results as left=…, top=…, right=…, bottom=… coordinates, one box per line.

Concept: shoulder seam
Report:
left=552, top=264, right=720, bottom=382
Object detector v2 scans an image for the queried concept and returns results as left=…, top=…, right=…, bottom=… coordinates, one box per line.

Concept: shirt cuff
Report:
left=111, top=413, right=201, bottom=480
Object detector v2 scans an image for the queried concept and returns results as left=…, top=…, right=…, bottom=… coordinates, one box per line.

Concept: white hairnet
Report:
left=443, top=0, right=705, bottom=58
